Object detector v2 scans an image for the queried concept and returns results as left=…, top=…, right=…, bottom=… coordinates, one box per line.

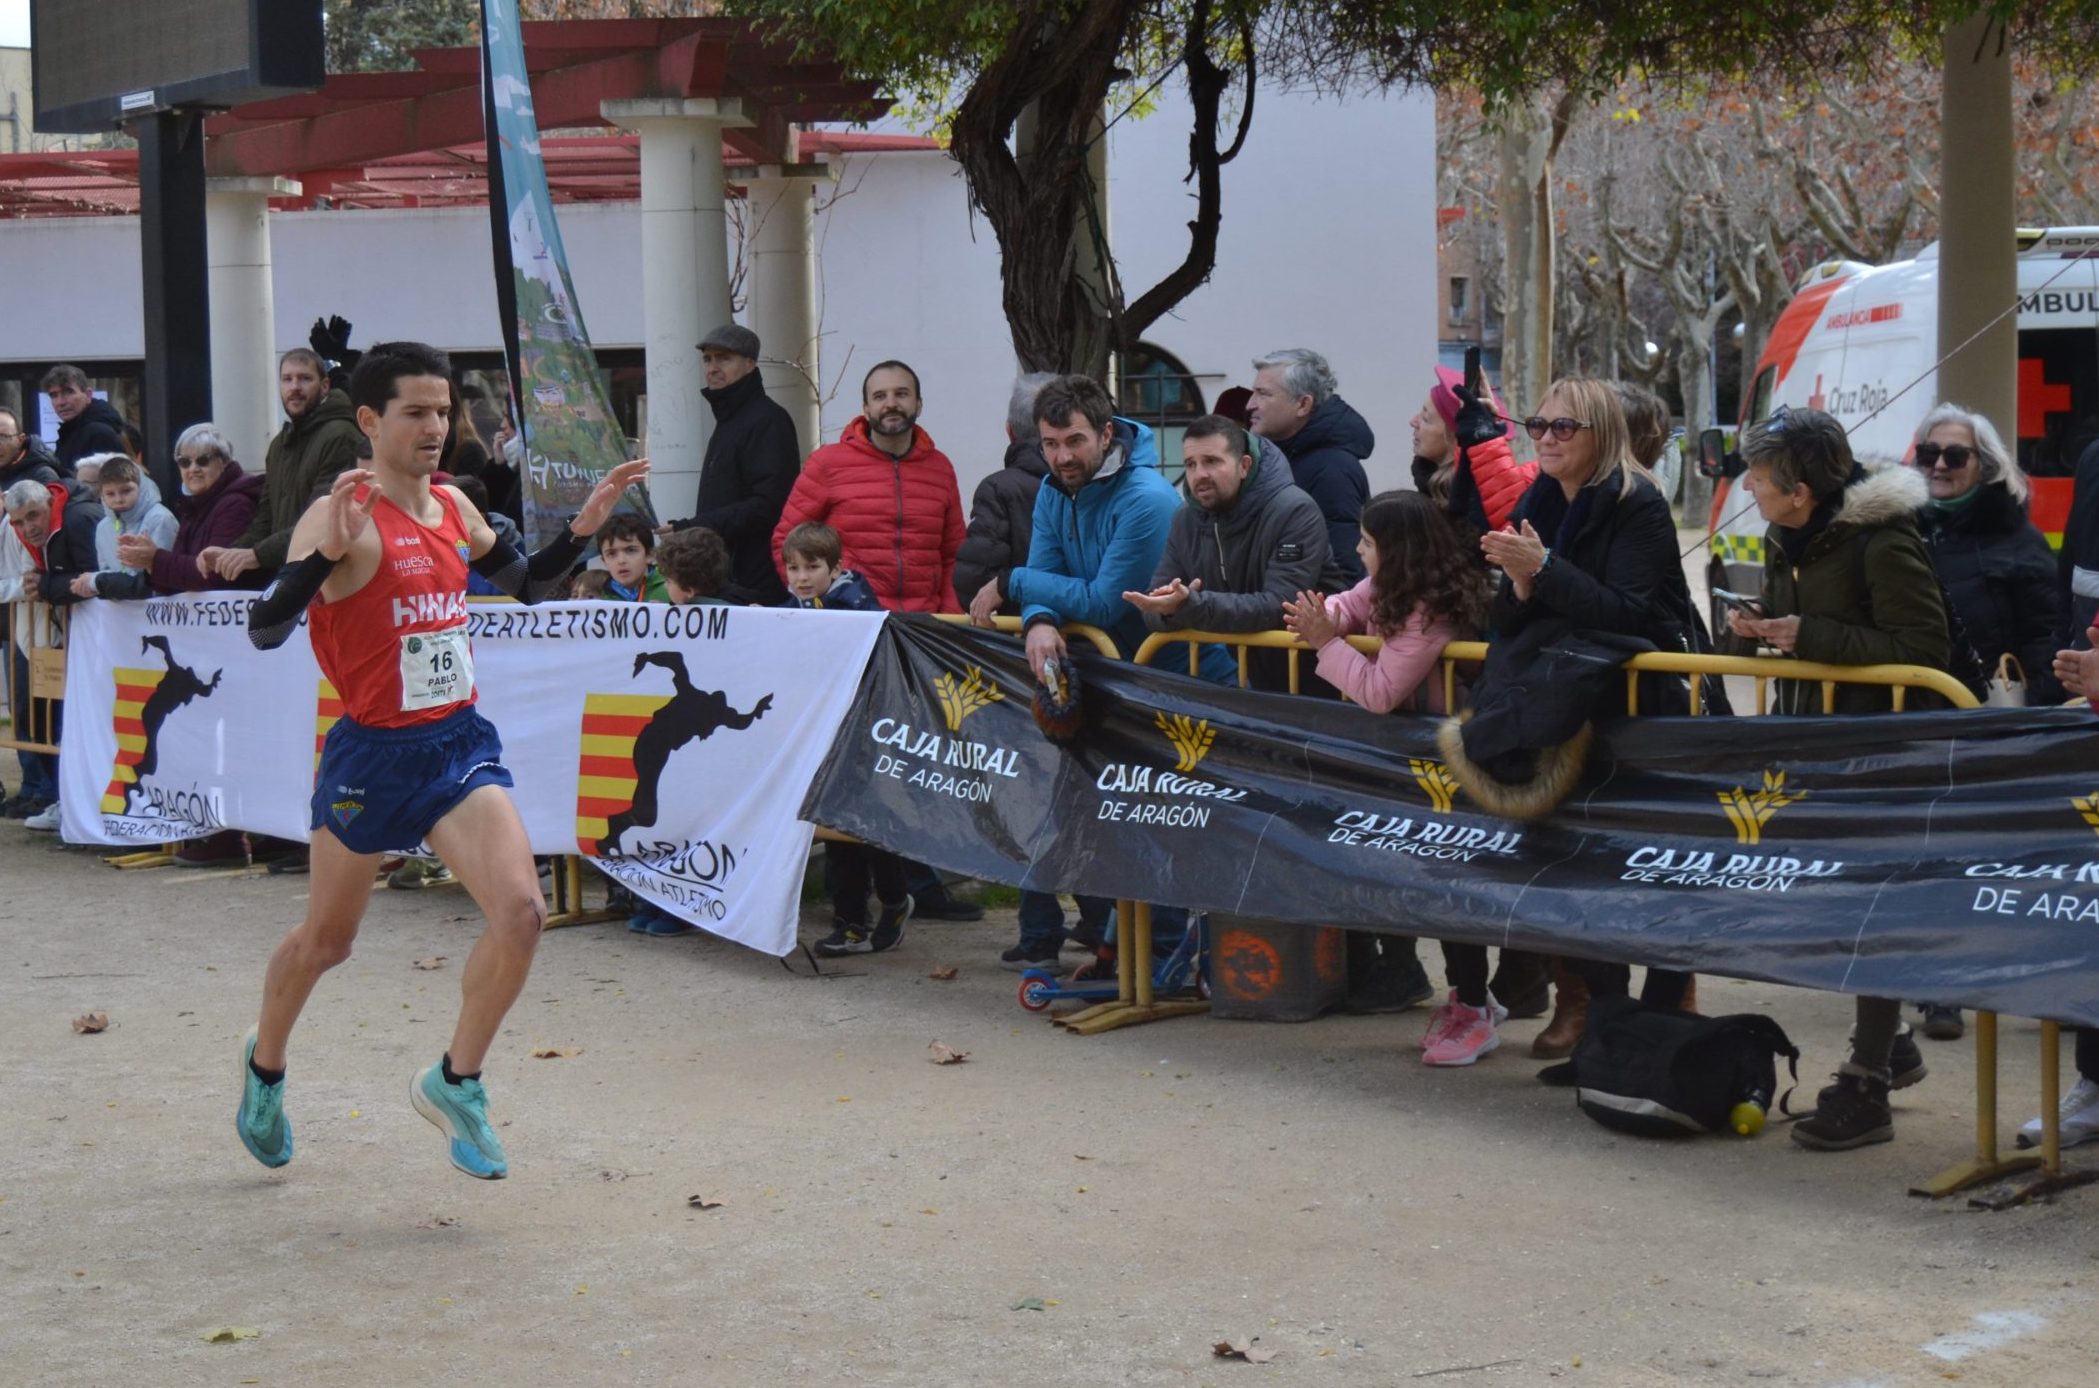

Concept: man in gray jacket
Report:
left=1125, top=413, right=1350, bottom=687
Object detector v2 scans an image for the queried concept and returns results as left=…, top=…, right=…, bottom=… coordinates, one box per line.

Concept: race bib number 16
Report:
left=399, top=627, right=475, bottom=712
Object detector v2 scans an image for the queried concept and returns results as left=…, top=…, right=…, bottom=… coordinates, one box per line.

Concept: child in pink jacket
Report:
left=1283, top=489, right=1485, bottom=714
left=1284, top=489, right=1514, bottom=1067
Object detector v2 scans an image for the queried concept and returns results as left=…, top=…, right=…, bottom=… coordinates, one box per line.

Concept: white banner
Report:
left=58, top=596, right=885, bottom=955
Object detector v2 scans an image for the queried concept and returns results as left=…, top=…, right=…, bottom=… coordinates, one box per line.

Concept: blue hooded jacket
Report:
left=1007, top=417, right=1174, bottom=661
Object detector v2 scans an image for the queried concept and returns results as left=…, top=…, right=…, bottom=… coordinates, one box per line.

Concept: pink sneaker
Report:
left=1420, top=989, right=1461, bottom=1050
left=1423, top=998, right=1500, bottom=1066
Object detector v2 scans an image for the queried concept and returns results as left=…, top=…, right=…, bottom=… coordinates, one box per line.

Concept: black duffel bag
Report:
left=1562, top=994, right=1799, bottom=1138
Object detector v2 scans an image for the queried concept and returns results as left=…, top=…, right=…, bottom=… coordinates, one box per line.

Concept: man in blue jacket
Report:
left=1248, top=348, right=1372, bottom=585
left=974, top=373, right=1176, bottom=971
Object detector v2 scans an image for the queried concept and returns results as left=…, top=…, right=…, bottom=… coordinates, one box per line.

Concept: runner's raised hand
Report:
left=571, top=459, right=653, bottom=537
left=320, top=469, right=379, bottom=561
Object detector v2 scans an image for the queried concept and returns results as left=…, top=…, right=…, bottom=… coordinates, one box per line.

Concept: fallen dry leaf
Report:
left=530, top=1046, right=582, bottom=1059
left=927, top=1042, right=970, bottom=1065
left=413, top=956, right=447, bottom=971
left=927, top=965, right=959, bottom=981
left=199, top=1326, right=261, bottom=1343
left=686, top=1194, right=725, bottom=1210
left=1213, top=1338, right=1277, bottom=1364
left=71, top=1012, right=109, bottom=1034
left=416, top=1216, right=459, bottom=1230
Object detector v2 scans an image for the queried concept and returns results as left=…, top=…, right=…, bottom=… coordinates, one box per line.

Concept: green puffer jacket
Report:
left=238, top=388, right=367, bottom=573
left=1757, top=466, right=1951, bottom=714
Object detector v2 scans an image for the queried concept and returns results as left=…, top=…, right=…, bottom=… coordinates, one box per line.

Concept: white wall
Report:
left=0, top=83, right=1436, bottom=499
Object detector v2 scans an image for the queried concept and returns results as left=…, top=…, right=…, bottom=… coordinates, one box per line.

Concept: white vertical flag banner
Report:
left=59, top=597, right=884, bottom=955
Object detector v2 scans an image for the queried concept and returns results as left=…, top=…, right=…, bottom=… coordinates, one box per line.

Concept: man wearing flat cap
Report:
left=666, top=323, right=801, bottom=605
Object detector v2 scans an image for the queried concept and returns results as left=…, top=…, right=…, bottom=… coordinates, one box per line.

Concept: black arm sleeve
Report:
left=247, top=550, right=339, bottom=650
left=472, top=528, right=587, bottom=604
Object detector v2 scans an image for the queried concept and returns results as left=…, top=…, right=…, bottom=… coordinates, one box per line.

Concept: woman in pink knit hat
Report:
left=1411, top=363, right=1535, bottom=536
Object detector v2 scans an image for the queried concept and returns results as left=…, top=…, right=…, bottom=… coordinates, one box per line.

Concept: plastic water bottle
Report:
left=1730, top=1087, right=1770, bottom=1137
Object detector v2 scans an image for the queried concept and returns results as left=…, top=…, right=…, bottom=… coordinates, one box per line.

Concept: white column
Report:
left=206, top=176, right=299, bottom=472
left=744, top=165, right=832, bottom=453
left=602, top=98, right=749, bottom=519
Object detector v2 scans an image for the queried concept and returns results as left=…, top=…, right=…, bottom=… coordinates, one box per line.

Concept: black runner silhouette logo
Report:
left=577, top=651, right=773, bottom=856
left=102, top=635, right=222, bottom=816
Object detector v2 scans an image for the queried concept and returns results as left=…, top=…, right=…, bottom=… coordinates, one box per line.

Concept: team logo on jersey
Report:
left=2075, top=792, right=2099, bottom=841
left=99, top=636, right=224, bottom=833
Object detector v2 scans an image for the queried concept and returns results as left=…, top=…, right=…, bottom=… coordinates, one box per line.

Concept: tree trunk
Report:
left=1495, top=89, right=1575, bottom=416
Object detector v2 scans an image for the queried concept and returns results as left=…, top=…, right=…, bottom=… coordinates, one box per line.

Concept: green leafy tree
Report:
left=325, top=0, right=481, bottom=73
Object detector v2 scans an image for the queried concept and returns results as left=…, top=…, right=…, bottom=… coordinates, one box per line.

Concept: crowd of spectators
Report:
left=7, top=326, right=2099, bottom=1156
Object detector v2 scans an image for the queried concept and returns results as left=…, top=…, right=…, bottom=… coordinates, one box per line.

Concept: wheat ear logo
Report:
left=1155, top=712, right=1215, bottom=773
left=1719, top=769, right=1807, bottom=846
left=1409, top=759, right=1461, bottom=814
left=934, top=666, right=1004, bottom=732
left=2074, top=792, right=2099, bottom=840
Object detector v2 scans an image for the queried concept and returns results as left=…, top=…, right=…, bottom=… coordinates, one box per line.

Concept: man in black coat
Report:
left=667, top=324, right=800, bottom=606
left=41, top=365, right=129, bottom=471
left=0, top=409, right=64, bottom=489
left=1247, top=347, right=1371, bottom=585
left=956, top=372, right=1056, bottom=616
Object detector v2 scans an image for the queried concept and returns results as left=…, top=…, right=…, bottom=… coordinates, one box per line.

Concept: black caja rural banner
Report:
left=805, top=617, right=2099, bottom=1026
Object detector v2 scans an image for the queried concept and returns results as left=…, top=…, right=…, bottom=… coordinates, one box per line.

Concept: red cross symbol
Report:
left=1806, top=374, right=1826, bottom=412
left=2018, top=358, right=2072, bottom=439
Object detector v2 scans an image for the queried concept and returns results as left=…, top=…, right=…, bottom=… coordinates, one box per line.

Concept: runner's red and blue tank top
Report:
left=309, top=486, right=478, bottom=729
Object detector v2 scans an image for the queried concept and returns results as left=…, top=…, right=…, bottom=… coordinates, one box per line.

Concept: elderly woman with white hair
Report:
left=1911, top=403, right=2064, bottom=705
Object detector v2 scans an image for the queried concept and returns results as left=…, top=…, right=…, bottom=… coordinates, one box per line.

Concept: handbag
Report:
left=1985, top=652, right=2028, bottom=708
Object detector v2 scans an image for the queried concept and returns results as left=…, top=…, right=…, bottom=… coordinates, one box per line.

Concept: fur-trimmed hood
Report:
left=1830, top=463, right=1929, bottom=531
left=1437, top=714, right=1593, bottom=821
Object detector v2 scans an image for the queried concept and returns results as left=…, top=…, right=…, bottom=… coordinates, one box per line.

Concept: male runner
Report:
left=237, top=340, right=647, bottom=1179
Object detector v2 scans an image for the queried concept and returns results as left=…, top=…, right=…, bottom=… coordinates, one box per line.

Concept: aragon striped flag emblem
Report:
left=100, top=664, right=167, bottom=814
left=575, top=691, right=672, bottom=854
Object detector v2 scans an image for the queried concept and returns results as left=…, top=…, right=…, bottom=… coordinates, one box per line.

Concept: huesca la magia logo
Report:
left=1719, top=769, right=1807, bottom=846
left=934, top=665, right=1003, bottom=732
left=101, top=636, right=221, bottom=816
left=1155, top=712, right=1214, bottom=773
left=1409, top=759, right=1461, bottom=814
left=575, top=651, right=773, bottom=856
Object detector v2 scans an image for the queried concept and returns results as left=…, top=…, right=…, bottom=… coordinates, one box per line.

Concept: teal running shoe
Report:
left=235, top=1026, right=293, bottom=1169
left=410, top=1063, right=509, bottom=1179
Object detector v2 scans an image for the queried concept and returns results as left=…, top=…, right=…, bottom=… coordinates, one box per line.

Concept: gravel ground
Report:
left=3, top=824, right=2095, bottom=1388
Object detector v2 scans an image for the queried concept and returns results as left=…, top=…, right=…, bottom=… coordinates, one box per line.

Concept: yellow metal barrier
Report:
left=1, top=597, right=66, bottom=755
left=1134, top=627, right=2071, bottom=1200
left=932, top=611, right=1122, bottom=658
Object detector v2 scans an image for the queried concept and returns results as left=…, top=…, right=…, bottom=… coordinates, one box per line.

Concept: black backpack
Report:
left=1565, top=995, right=1800, bottom=1138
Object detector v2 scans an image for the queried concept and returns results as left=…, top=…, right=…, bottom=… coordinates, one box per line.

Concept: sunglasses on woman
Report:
left=1521, top=416, right=1591, bottom=442
left=1912, top=443, right=1975, bottom=470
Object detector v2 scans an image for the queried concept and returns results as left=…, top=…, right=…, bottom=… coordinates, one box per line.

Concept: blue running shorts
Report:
left=311, top=704, right=515, bottom=855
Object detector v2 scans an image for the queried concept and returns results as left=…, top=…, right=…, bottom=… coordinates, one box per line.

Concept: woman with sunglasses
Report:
left=116, top=423, right=265, bottom=594
left=1453, top=379, right=1699, bottom=1062
left=1910, top=404, right=2064, bottom=707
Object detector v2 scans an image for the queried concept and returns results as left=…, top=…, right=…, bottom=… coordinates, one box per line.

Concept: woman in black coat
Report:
left=1462, top=377, right=1697, bottom=1043
left=1910, top=403, right=2064, bottom=704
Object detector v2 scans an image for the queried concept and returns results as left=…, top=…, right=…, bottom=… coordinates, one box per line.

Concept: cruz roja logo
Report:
left=1620, top=769, right=1838, bottom=892
left=869, top=662, right=1021, bottom=803
left=1719, top=769, right=1806, bottom=845
left=100, top=635, right=225, bottom=835
left=1328, top=758, right=1521, bottom=863
left=934, top=665, right=1003, bottom=733
left=574, top=651, right=772, bottom=921
left=1962, top=793, right=2099, bottom=925
left=1156, top=712, right=1214, bottom=773
left=1094, top=711, right=1246, bottom=829
left=1410, top=758, right=1460, bottom=815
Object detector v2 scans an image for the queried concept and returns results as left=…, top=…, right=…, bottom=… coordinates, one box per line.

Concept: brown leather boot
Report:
left=1531, top=958, right=1589, bottom=1059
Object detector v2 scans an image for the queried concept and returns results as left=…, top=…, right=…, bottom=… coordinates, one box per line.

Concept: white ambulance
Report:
left=1701, top=227, right=2099, bottom=625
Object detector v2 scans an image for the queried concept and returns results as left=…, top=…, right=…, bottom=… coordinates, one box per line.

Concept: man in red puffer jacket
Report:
left=772, top=361, right=965, bottom=612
